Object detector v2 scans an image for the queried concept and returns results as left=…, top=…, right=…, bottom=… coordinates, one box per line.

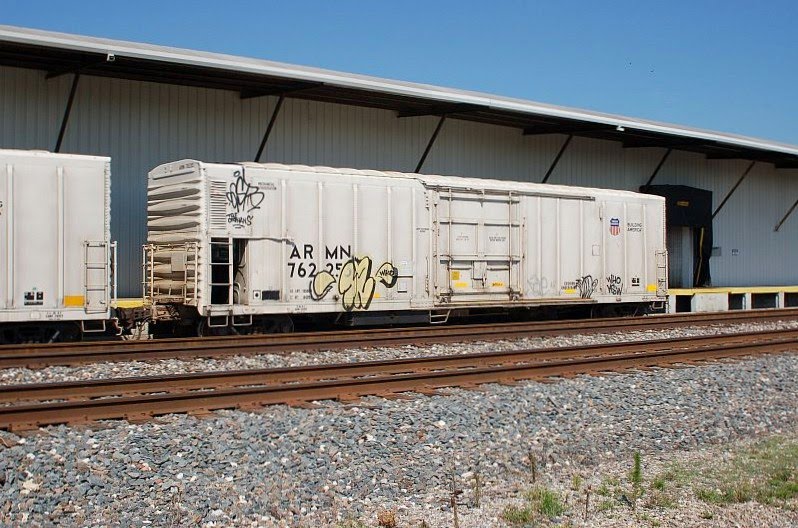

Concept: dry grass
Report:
left=377, top=508, right=398, bottom=528
left=690, top=436, right=798, bottom=507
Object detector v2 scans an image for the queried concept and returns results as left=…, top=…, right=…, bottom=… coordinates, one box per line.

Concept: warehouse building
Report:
left=1, top=25, right=797, bottom=307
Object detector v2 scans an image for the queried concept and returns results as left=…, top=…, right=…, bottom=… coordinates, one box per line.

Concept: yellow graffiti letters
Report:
left=339, top=257, right=376, bottom=311
left=310, top=271, right=336, bottom=300
left=308, top=256, right=399, bottom=311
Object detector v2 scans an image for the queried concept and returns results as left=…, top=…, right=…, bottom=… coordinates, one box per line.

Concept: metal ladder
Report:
left=83, top=241, right=115, bottom=313
left=142, top=242, right=199, bottom=304
left=82, top=240, right=116, bottom=333
left=655, top=249, right=668, bottom=296
left=208, top=238, right=233, bottom=327
left=184, top=245, right=199, bottom=304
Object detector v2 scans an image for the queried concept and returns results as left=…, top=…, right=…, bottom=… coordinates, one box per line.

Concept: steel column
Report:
left=415, top=115, right=446, bottom=173
left=541, top=135, right=572, bottom=183
left=712, top=161, right=755, bottom=219
left=774, top=198, right=798, bottom=232
left=254, top=95, right=285, bottom=162
left=643, top=148, right=672, bottom=187
left=54, top=73, right=80, bottom=153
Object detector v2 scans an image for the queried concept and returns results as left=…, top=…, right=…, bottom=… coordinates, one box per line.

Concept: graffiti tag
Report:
left=225, top=170, right=265, bottom=228
left=575, top=275, right=599, bottom=299
left=606, top=274, right=624, bottom=296
left=310, top=256, right=398, bottom=311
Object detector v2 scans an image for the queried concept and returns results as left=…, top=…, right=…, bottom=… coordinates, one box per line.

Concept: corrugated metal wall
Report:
left=1, top=64, right=797, bottom=294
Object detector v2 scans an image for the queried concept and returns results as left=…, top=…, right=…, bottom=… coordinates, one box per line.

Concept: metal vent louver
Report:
left=209, top=180, right=228, bottom=230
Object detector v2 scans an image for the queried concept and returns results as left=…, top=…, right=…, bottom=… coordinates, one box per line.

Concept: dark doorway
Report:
left=640, top=185, right=713, bottom=287
left=667, top=226, right=693, bottom=288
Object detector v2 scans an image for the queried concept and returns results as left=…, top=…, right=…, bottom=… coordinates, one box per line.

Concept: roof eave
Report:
left=0, top=24, right=796, bottom=164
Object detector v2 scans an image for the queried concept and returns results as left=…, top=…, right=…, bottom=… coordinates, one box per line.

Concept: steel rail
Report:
left=1, top=308, right=797, bottom=369
left=2, top=328, right=796, bottom=404
left=0, top=329, right=795, bottom=430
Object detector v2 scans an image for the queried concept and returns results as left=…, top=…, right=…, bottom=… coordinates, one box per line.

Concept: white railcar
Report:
left=0, top=149, right=116, bottom=343
left=145, top=161, right=667, bottom=334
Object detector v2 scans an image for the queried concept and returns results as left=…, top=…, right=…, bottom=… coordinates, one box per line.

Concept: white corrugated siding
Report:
left=1, top=65, right=796, bottom=294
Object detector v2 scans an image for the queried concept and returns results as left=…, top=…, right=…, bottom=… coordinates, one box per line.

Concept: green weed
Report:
left=631, top=452, right=643, bottom=487
left=527, top=486, right=566, bottom=517
left=336, top=520, right=368, bottom=528
left=502, top=504, right=534, bottom=525
left=597, top=498, right=616, bottom=512
left=644, top=490, right=676, bottom=509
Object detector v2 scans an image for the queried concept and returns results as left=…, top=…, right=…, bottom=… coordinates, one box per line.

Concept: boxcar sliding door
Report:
left=433, top=188, right=522, bottom=303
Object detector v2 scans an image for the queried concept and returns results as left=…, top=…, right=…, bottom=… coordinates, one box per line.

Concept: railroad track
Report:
left=1, top=308, right=797, bottom=369
left=1, top=327, right=796, bottom=430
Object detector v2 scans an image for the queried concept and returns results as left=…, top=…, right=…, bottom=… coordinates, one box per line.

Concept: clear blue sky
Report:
left=3, top=1, right=797, bottom=144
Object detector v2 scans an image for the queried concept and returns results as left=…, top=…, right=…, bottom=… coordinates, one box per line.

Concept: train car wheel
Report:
left=277, top=316, right=294, bottom=333
left=55, top=323, right=82, bottom=343
left=250, top=316, right=293, bottom=334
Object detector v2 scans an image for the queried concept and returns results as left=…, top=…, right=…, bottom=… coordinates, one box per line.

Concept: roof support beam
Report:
left=524, top=125, right=606, bottom=136
left=46, top=65, right=81, bottom=79
left=707, top=151, right=764, bottom=160
left=712, top=161, right=755, bottom=219
left=54, top=72, right=80, bottom=153
left=541, top=135, right=572, bottom=184
left=774, top=197, right=798, bottom=232
left=643, top=148, right=672, bottom=187
left=705, top=153, right=748, bottom=160
left=415, top=114, right=446, bottom=173
left=254, top=94, right=285, bottom=162
left=45, top=58, right=106, bottom=79
left=622, top=140, right=697, bottom=149
left=397, top=103, right=481, bottom=118
left=240, top=81, right=323, bottom=100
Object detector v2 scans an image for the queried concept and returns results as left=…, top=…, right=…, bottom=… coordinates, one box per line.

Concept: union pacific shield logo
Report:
left=609, top=218, right=620, bottom=236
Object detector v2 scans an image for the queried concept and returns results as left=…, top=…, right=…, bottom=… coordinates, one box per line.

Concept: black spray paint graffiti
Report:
left=606, top=274, right=624, bottom=296
left=225, top=170, right=265, bottom=228
left=310, top=256, right=398, bottom=311
left=575, top=275, right=598, bottom=299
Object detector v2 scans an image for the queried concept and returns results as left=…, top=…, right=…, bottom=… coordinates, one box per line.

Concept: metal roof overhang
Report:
left=1, top=25, right=797, bottom=169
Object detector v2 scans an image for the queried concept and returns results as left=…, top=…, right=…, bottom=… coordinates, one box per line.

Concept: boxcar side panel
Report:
left=0, top=150, right=111, bottom=323
left=146, top=161, right=666, bottom=322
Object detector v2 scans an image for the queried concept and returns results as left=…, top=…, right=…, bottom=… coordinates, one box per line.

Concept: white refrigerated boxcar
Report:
left=145, top=161, right=667, bottom=334
left=0, top=149, right=116, bottom=343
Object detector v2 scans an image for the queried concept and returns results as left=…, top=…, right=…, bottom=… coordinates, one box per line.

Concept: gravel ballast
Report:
left=0, top=344, right=795, bottom=526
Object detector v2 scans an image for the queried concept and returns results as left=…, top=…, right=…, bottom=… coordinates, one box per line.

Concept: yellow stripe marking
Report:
left=63, top=295, right=84, bottom=307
